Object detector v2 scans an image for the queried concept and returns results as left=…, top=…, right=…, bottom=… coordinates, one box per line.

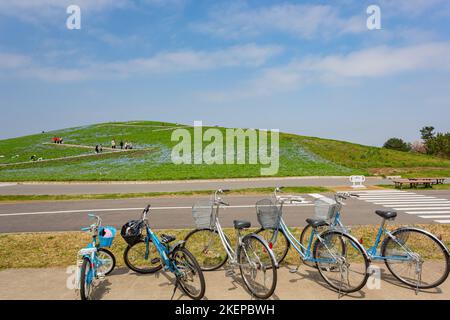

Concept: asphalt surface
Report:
left=0, top=176, right=392, bottom=195
left=1, top=190, right=449, bottom=233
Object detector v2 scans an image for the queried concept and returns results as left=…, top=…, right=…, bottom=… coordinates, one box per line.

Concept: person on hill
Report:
left=120, top=140, right=124, bottom=149
left=111, top=139, right=116, bottom=149
left=95, top=145, right=99, bottom=154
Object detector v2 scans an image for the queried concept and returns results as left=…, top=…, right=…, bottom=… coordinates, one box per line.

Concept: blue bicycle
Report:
left=122, top=205, right=206, bottom=300
left=255, top=188, right=370, bottom=294
left=76, top=214, right=116, bottom=300
left=298, top=192, right=450, bottom=292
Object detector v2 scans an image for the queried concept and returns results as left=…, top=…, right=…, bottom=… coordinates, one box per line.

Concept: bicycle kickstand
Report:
left=171, top=279, right=180, bottom=300
left=288, top=260, right=301, bottom=273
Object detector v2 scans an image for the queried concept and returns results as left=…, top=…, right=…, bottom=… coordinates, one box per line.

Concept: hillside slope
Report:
left=0, top=121, right=449, bottom=181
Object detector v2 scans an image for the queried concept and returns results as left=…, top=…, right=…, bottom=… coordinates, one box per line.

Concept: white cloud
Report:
left=192, top=3, right=366, bottom=39
left=0, top=44, right=282, bottom=81
left=0, top=0, right=128, bottom=24
left=200, top=42, right=450, bottom=101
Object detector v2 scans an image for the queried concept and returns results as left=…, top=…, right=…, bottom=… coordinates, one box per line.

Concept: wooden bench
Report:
left=393, top=177, right=446, bottom=189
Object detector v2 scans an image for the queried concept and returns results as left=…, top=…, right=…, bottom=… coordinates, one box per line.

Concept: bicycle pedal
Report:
left=288, top=267, right=299, bottom=273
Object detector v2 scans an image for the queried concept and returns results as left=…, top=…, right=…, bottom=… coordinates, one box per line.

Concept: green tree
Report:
left=425, top=133, right=450, bottom=158
left=383, top=138, right=411, bottom=152
left=420, top=126, right=435, bottom=141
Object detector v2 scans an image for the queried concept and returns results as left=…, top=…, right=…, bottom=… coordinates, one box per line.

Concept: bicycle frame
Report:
left=210, top=190, right=278, bottom=267
left=329, top=205, right=416, bottom=262
left=273, top=190, right=354, bottom=264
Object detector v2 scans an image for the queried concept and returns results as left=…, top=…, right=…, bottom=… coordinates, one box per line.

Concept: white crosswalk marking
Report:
left=352, top=190, right=450, bottom=224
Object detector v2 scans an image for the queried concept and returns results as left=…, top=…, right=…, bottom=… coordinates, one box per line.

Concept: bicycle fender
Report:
left=169, top=240, right=186, bottom=254
left=243, top=233, right=279, bottom=268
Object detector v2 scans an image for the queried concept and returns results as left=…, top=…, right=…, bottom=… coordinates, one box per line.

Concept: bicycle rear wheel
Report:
left=172, top=247, right=206, bottom=300
left=255, top=228, right=290, bottom=266
left=124, top=240, right=162, bottom=274
left=237, top=234, right=277, bottom=299
left=381, top=227, right=450, bottom=289
left=313, top=230, right=369, bottom=293
left=184, top=228, right=228, bottom=271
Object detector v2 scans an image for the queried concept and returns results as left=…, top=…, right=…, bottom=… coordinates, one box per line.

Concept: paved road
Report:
left=1, top=190, right=449, bottom=233
left=1, top=265, right=448, bottom=300
left=0, top=176, right=392, bottom=195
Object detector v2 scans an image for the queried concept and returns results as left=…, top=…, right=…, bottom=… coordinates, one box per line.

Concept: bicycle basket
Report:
left=192, top=200, right=214, bottom=228
left=99, top=226, right=116, bottom=248
left=120, top=220, right=143, bottom=246
left=256, top=198, right=281, bottom=229
left=314, top=197, right=339, bottom=220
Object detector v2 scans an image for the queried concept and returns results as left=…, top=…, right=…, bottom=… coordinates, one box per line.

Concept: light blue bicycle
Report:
left=298, top=192, right=450, bottom=292
left=122, top=205, right=206, bottom=300
left=255, top=188, right=370, bottom=294
left=76, top=214, right=116, bottom=300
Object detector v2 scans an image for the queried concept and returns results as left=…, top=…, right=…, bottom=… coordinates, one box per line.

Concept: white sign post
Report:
left=350, top=175, right=366, bottom=189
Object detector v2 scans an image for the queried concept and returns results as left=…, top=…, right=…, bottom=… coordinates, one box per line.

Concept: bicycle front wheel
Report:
left=172, top=247, right=206, bottom=300
left=381, top=227, right=450, bottom=289
left=314, top=230, right=369, bottom=293
left=255, top=228, right=290, bottom=266
left=237, top=234, right=277, bottom=299
left=79, top=257, right=94, bottom=300
left=184, top=228, right=228, bottom=271
left=124, top=240, right=162, bottom=274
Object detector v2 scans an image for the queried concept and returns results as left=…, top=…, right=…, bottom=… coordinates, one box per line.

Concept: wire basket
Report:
left=256, top=198, right=282, bottom=229
left=314, top=197, right=339, bottom=220
left=192, top=200, right=214, bottom=228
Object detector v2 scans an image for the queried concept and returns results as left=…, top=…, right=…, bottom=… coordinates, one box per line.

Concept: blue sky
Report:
left=0, top=0, right=449, bottom=146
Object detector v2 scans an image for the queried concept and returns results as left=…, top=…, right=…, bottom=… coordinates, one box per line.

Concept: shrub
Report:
left=383, top=138, right=411, bottom=152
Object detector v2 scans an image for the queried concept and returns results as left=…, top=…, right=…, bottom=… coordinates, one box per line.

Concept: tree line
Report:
left=383, top=126, right=450, bottom=158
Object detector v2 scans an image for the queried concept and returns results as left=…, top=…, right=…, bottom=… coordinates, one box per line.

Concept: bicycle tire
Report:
left=124, top=240, right=162, bottom=274
left=172, top=247, right=206, bottom=300
left=183, top=228, right=229, bottom=271
left=381, top=227, right=450, bottom=289
left=255, top=227, right=290, bottom=266
left=313, top=230, right=369, bottom=293
left=237, top=234, right=277, bottom=299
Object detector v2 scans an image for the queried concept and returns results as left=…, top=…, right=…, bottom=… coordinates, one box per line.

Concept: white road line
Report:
left=399, top=207, right=450, bottom=211
left=418, top=215, right=450, bottom=219
left=352, top=190, right=406, bottom=193
left=435, top=220, right=450, bottom=224
left=308, top=193, right=324, bottom=199
left=405, top=211, right=450, bottom=214
left=375, top=200, right=450, bottom=203
left=359, top=197, right=436, bottom=200
left=0, top=203, right=313, bottom=217
left=388, top=204, right=450, bottom=208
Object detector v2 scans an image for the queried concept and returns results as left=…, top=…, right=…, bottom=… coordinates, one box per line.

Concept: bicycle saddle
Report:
left=233, top=220, right=251, bottom=229
left=375, top=210, right=397, bottom=220
left=305, top=218, right=328, bottom=228
left=161, top=234, right=176, bottom=244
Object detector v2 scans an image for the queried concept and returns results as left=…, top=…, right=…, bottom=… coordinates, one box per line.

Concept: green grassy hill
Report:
left=0, top=121, right=449, bottom=181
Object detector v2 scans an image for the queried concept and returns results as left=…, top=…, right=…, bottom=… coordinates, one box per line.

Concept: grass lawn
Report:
left=0, top=224, right=448, bottom=269
left=0, top=121, right=449, bottom=181
left=0, top=186, right=330, bottom=202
